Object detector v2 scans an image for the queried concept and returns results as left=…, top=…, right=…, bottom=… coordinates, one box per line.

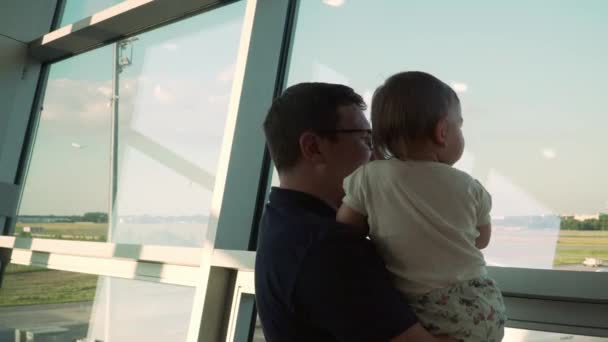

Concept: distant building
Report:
left=22, top=226, right=44, bottom=233
left=583, top=257, right=604, bottom=267
left=560, top=213, right=601, bottom=221
left=574, top=214, right=600, bottom=221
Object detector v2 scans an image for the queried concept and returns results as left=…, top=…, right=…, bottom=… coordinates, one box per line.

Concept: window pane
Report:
left=86, top=277, right=195, bottom=341
left=18, top=46, right=113, bottom=242
left=60, top=0, right=126, bottom=27
left=252, top=315, right=266, bottom=342
left=0, top=264, right=96, bottom=341
left=112, top=1, right=245, bottom=246
left=287, top=0, right=608, bottom=271
left=504, top=328, right=607, bottom=341
left=19, top=2, right=246, bottom=246
left=0, top=264, right=194, bottom=341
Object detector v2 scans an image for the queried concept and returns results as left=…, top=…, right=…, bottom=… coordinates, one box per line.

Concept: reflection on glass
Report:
left=252, top=315, right=266, bottom=342
left=86, top=277, right=194, bottom=341
left=0, top=264, right=96, bottom=341
left=288, top=0, right=608, bottom=271
left=18, top=46, right=113, bottom=242
left=109, top=1, right=246, bottom=246
left=504, top=328, right=608, bottom=341
left=19, top=2, right=246, bottom=246
left=60, top=0, right=126, bottom=27
left=0, top=265, right=194, bottom=341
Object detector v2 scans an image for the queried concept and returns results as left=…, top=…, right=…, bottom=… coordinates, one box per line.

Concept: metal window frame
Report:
left=185, top=0, right=297, bottom=340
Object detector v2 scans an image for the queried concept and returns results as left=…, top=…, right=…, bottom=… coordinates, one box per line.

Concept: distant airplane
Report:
left=71, top=142, right=86, bottom=149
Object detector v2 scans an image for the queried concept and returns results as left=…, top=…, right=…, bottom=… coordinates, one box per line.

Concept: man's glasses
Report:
left=318, top=129, right=373, bottom=150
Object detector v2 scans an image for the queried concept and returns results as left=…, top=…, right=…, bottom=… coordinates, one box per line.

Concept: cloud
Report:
left=41, top=78, right=113, bottom=123
left=451, top=82, right=468, bottom=94
left=162, top=43, right=178, bottom=51
left=323, top=0, right=345, bottom=7
left=153, top=84, right=174, bottom=104
left=362, top=89, right=373, bottom=107
left=542, top=148, right=557, bottom=159
left=37, top=72, right=234, bottom=134
left=362, top=89, right=373, bottom=119
left=97, top=86, right=112, bottom=97
left=216, top=64, right=235, bottom=83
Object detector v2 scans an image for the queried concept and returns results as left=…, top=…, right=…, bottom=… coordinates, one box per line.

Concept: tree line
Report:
left=560, top=214, right=608, bottom=231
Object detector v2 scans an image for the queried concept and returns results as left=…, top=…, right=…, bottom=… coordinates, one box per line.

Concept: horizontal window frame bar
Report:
left=504, top=296, right=608, bottom=336
left=508, top=320, right=608, bottom=339
left=0, top=236, right=201, bottom=266
left=9, top=249, right=200, bottom=286
left=0, top=239, right=258, bottom=270
left=488, top=266, right=608, bottom=303
left=28, top=0, right=239, bottom=63
left=229, top=269, right=608, bottom=337
left=206, top=252, right=608, bottom=305
left=210, top=249, right=255, bottom=271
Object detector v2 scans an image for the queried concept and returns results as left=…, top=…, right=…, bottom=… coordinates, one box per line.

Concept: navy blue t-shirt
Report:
left=255, top=188, right=418, bottom=342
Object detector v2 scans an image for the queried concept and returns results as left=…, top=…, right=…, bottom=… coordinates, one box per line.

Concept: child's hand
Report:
left=475, top=224, right=491, bottom=249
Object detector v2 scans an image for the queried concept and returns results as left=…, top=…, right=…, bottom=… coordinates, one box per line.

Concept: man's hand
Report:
left=390, top=323, right=458, bottom=342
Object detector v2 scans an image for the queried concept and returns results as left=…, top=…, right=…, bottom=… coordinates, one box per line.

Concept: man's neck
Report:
left=278, top=172, right=340, bottom=210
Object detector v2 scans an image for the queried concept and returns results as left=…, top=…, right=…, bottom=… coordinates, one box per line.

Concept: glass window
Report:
left=111, top=1, right=245, bottom=246
left=60, top=0, right=127, bottom=27
left=0, top=264, right=96, bottom=341
left=0, top=264, right=194, bottom=341
left=19, top=1, right=246, bottom=246
left=86, top=277, right=195, bottom=341
left=18, top=46, right=113, bottom=242
left=286, top=0, right=608, bottom=271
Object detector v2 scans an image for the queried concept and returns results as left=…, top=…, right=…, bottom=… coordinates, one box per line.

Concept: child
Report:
left=337, top=71, right=506, bottom=341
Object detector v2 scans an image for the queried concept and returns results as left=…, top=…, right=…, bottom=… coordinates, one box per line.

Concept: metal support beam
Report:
left=28, top=0, right=237, bottom=63
left=186, top=0, right=297, bottom=340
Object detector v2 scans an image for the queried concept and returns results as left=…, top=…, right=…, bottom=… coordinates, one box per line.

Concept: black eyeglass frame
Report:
left=316, top=128, right=373, bottom=149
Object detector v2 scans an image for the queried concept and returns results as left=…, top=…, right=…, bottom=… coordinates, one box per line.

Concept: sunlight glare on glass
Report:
left=542, top=148, right=557, bottom=160
left=451, top=82, right=468, bottom=94
left=322, top=0, right=345, bottom=7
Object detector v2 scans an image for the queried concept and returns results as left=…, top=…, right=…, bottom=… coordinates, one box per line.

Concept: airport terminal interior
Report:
left=0, top=0, right=606, bottom=341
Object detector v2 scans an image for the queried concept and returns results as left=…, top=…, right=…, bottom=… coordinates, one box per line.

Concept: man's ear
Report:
left=299, top=131, right=324, bottom=163
left=433, top=117, right=449, bottom=147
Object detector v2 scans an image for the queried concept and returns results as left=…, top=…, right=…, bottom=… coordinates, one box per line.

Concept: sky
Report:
left=19, top=0, right=245, bottom=216
left=19, top=0, right=608, bottom=218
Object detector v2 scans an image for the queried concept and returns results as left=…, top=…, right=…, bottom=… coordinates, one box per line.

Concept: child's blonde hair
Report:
left=371, top=71, right=459, bottom=159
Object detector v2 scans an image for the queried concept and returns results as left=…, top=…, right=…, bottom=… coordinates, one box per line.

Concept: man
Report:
left=255, top=82, right=454, bottom=341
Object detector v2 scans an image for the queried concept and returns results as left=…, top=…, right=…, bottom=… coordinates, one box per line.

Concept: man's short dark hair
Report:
left=263, top=82, right=366, bottom=171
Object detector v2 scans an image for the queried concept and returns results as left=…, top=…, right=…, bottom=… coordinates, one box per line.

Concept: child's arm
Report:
left=337, top=204, right=370, bottom=237
left=475, top=224, right=491, bottom=249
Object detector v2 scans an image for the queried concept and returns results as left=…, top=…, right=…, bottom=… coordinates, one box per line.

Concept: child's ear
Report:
left=433, top=117, right=449, bottom=147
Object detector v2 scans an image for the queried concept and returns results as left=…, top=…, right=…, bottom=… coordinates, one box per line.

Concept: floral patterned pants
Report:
left=412, top=277, right=507, bottom=342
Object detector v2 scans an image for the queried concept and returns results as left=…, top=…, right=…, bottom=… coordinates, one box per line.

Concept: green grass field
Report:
left=14, top=222, right=107, bottom=241
left=554, top=230, right=608, bottom=265
left=0, top=264, right=97, bottom=306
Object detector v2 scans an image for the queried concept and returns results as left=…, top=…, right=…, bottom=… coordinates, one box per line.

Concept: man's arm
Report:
left=295, top=234, right=455, bottom=342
